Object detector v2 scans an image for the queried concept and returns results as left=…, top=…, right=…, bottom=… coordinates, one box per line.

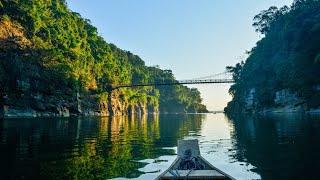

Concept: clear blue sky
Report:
left=67, top=0, right=292, bottom=110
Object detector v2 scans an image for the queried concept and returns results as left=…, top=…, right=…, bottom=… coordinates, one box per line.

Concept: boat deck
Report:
left=161, top=170, right=227, bottom=179
left=156, top=139, right=235, bottom=180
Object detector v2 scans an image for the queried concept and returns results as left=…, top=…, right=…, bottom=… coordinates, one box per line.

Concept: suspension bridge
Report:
left=112, top=71, right=234, bottom=90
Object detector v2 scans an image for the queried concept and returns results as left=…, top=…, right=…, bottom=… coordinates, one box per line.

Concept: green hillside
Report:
left=0, top=0, right=207, bottom=116
left=225, top=0, right=320, bottom=113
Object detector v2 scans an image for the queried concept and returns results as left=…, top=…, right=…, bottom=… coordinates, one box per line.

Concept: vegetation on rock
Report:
left=225, top=0, right=320, bottom=113
left=0, top=0, right=207, bottom=115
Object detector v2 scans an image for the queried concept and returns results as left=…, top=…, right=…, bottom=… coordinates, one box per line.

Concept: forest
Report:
left=225, top=0, right=320, bottom=113
left=0, top=0, right=207, bottom=117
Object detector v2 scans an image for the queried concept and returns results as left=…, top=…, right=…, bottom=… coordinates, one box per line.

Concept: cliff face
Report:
left=229, top=88, right=315, bottom=114
left=225, top=1, right=320, bottom=114
left=226, top=87, right=320, bottom=114
left=2, top=90, right=157, bottom=118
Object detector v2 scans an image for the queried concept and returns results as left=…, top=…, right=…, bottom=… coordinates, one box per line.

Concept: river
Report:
left=1, top=113, right=320, bottom=179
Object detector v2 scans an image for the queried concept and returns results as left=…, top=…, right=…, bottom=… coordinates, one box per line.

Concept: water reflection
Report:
left=229, top=113, right=320, bottom=179
left=0, top=114, right=204, bottom=179
left=1, top=113, right=320, bottom=179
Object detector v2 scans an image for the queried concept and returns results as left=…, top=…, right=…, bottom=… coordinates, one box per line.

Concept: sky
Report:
left=67, top=0, right=293, bottom=111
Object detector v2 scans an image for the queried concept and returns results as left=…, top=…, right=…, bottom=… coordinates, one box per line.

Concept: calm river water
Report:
left=1, top=113, right=320, bottom=179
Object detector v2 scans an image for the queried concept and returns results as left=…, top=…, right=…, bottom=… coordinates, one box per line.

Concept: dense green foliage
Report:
left=226, top=0, right=320, bottom=112
left=0, top=0, right=207, bottom=113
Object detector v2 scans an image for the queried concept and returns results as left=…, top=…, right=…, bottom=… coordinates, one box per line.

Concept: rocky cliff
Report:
left=1, top=90, right=157, bottom=118
left=226, top=87, right=320, bottom=114
left=255, top=88, right=312, bottom=113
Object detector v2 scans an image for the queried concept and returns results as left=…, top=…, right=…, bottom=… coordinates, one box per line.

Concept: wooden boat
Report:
left=156, top=139, right=235, bottom=179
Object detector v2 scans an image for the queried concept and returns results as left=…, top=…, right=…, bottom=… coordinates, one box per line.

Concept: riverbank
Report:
left=225, top=105, right=320, bottom=116
left=0, top=105, right=210, bottom=118
left=260, top=107, right=320, bottom=114
left=0, top=104, right=156, bottom=119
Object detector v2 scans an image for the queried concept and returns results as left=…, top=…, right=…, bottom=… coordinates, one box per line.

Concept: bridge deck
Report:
left=113, top=79, right=234, bottom=89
